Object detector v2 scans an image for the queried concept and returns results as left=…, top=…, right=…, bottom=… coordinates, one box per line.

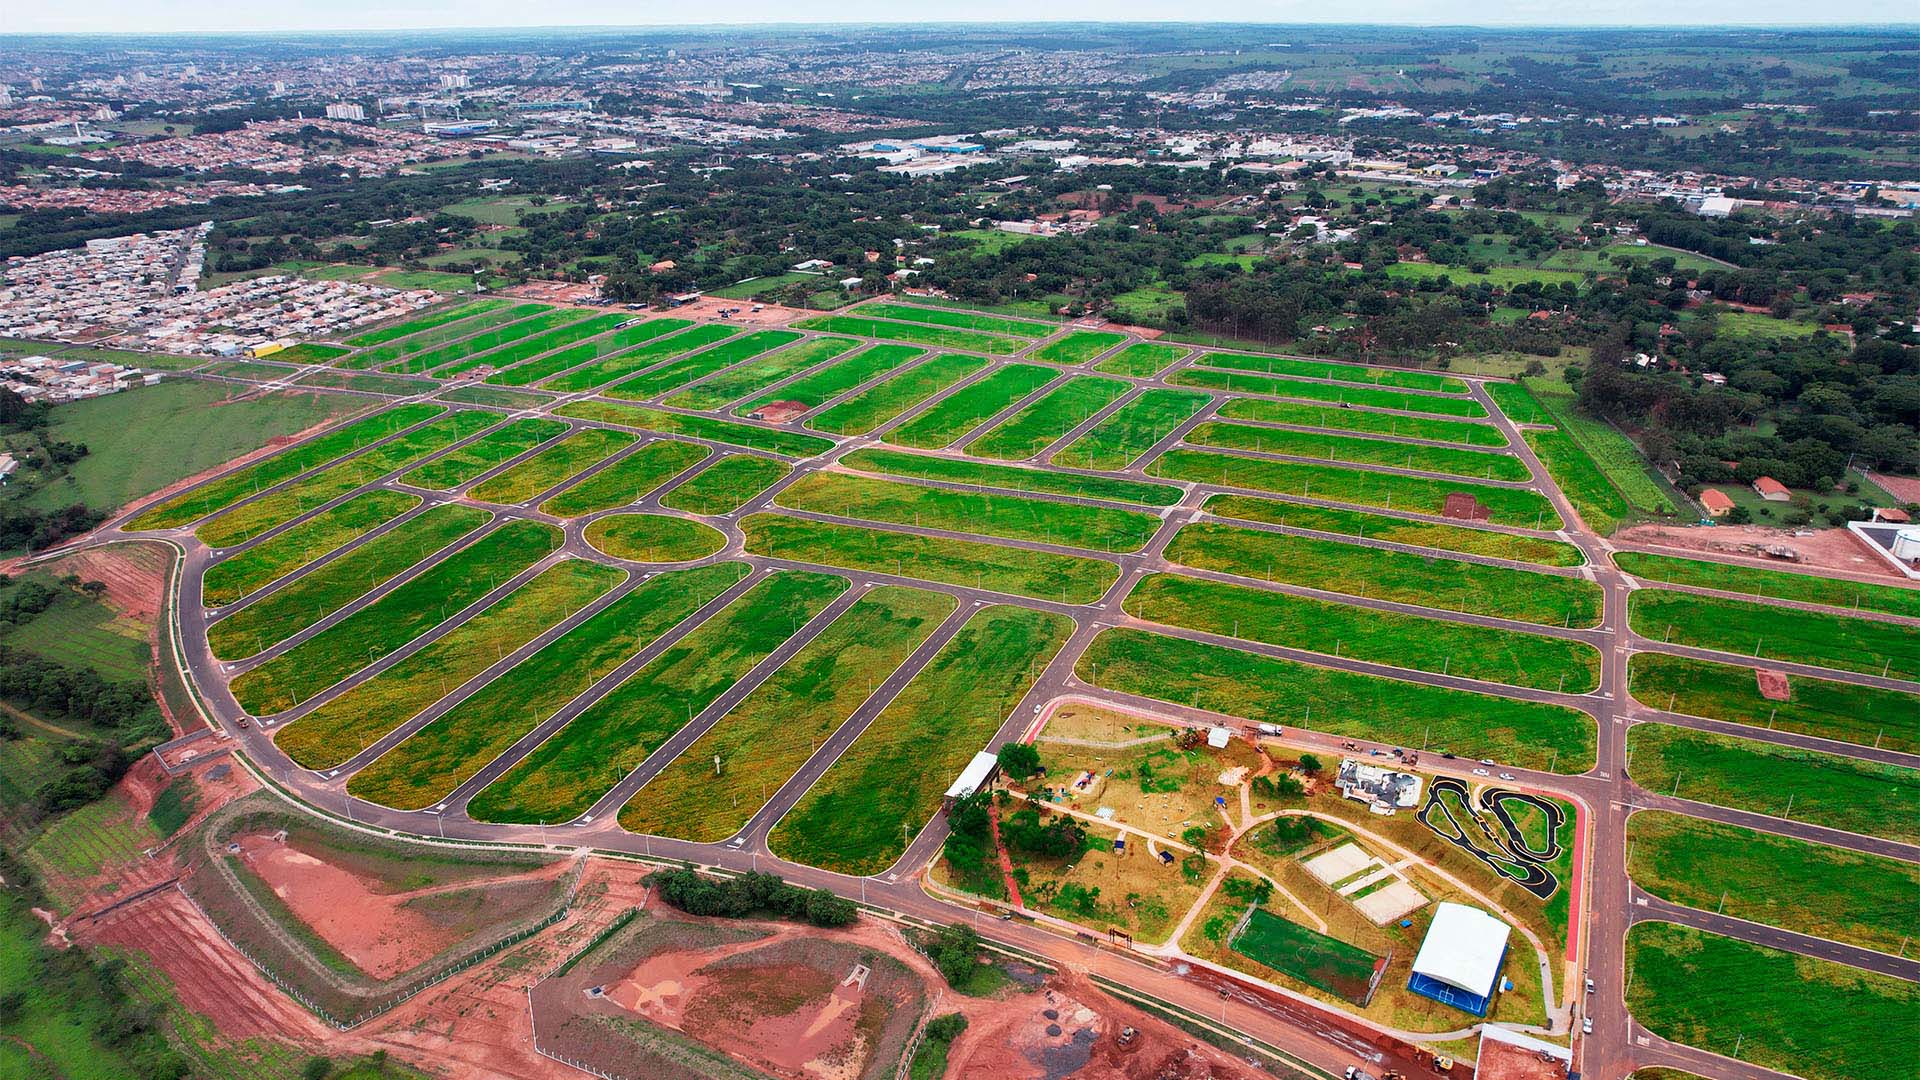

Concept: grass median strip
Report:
left=584, top=514, right=727, bottom=562
left=556, top=399, right=835, bottom=459
left=1093, top=341, right=1187, bottom=377
left=1629, top=589, right=1920, bottom=680
left=200, top=490, right=422, bottom=608
left=1627, top=652, right=1917, bottom=752
left=1186, top=422, right=1530, bottom=482
left=228, top=520, right=560, bottom=715
left=1171, top=367, right=1488, bottom=418
left=1215, top=397, right=1507, bottom=447
left=539, top=324, right=740, bottom=392
left=342, top=303, right=543, bottom=369
left=539, top=440, right=709, bottom=517
left=736, top=344, right=923, bottom=416
left=1124, top=573, right=1599, bottom=692
left=467, top=428, right=636, bottom=505
left=1079, top=627, right=1595, bottom=771
left=1031, top=330, right=1127, bottom=365
left=1203, top=494, right=1583, bottom=566
left=347, top=563, right=750, bottom=810
left=659, top=454, right=788, bottom=516
left=842, top=447, right=1180, bottom=506
left=1625, top=723, right=1920, bottom=843
left=740, top=512, right=1117, bottom=603
left=477, top=317, right=691, bottom=386
left=771, top=604, right=1072, bottom=875
left=1152, top=448, right=1560, bottom=529
left=468, top=570, right=850, bottom=824
left=775, top=471, right=1159, bottom=552
left=809, top=354, right=988, bottom=436
left=885, top=364, right=1059, bottom=449
left=1164, top=521, right=1601, bottom=627
left=619, top=586, right=956, bottom=842
left=1053, top=388, right=1209, bottom=470
left=1616, top=551, right=1920, bottom=618
left=856, top=302, right=1053, bottom=337
left=600, top=330, right=800, bottom=400
left=1194, top=352, right=1468, bottom=394
left=274, top=559, right=624, bottom=770
left=966, top=376, right=1131, bottom=460
left=663, top=336, right=858, bottom=411
left=398, top=417, right=569, bottom=490
left=794, top=314, right=1024, bottom=354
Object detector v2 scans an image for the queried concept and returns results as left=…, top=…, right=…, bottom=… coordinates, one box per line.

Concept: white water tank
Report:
left=1893, top=527, right=1920, bottom=563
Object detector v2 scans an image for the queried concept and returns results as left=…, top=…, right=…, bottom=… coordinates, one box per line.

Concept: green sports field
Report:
left=1230, top=907, right=1381, bottom=1005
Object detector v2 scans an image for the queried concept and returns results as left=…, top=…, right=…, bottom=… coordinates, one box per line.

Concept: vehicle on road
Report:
left=1471, top=768, right=1489, bottom=776
left=1499, top=772, right=1516, bottom=781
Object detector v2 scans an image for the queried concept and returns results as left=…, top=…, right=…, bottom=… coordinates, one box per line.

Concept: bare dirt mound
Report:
left=33, top=542, right=172, bottom=622
left=1615, top=522, right=1899, bottom=579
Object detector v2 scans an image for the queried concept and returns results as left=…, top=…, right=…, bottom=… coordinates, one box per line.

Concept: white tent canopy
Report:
left=1410, top=902, right=1510, bottom=997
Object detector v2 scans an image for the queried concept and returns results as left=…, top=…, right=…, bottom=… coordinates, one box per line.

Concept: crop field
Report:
left=556, top=400, right=835, bottom=458
left=740, top=513, right=1117, bottom=603
left=583, top=514, right=727, bottom=563
left=1625, top=724, right=1920, bottom=843
left=1151, top=448, right=1561, bottom=528
left=1629, top=589, right=1920, bottom=680
left=1192, top=353, right=1468, bottom=395
left=347, top=563, right=750, bottom=809
left=1230, top=908, right=1380, bottom=1005
left=386, top=309, right=590, bottom=374
left=427, top=312, right=632, bottom=377
left=1523, top=426, right=1633, bottom=535
left=1184, top=422, right=1531, bottom=482
left=477, top=317, right=693, bottom=386
left=1202, top=495, right=1583, bottom=566
left=1215, top=397, right=1507, bottom=447
left=658, top=454, right=789, bottom=515
left=841, top=447, right=1180, bottom=505
left=340, top=303, right=545, bottom=368
left=774, top=471, right=1159, bottom=552
left=538, top=441, right=709, bottom=518
left=856, top=302, right=1053, bottom=337
left=1079, top=628, right=1595, bottom=771
left=1628, top=653, right=1917, bottom=752
left=397, top=417, right=568, bottom=490
left=468, top=570, right=849, bottom=824
left=618, top=586, right=956, bottom=842
left=1030, top=330, right=1127, bottom=365
left=127, top=404, right=444, bottom=530
left=466, top=428, right=636, bottom=505
left=1171, top=367, right=1489, bottom=418
left=1626, top=923, right=1915, bottom=1080
left=1626, top=811, right=1920, bottom=954
left=883, top=363, right=1058, bottom=448
left=771, top=605, right=1071, bottom=875
left=342, top=298, right=510, bottom=348
left=735, top=343, right=923, bottom=416
left=1052, top=388, right=1209, bottom=470
left=1093, top=342, right=1187, bottom=377
left=273, top=559, right=624, bottom=769
left=963, top=375, right=1131, bottom=460
left=794, top=314, right=1025, bottom=354
left=199, top=490, right=421, bottom=607
left=1615, top=552, right=1920, bottom=618
left=537, top=324, right=741, bottom=392
left=1124, top=573, right=1600, bottom=692
left=227, top=520, right=560, bottom=715
left=1163, top=521, right=1602, bottom=627
left=807, top=353, right=988, bottom=436
left=599, top=330, right=800, bottom=400
left=663, top=336, right=858, bottom=410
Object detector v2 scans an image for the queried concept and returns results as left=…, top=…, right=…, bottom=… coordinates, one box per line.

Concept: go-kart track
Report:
left=41, top=294, right=1920, bottom=1080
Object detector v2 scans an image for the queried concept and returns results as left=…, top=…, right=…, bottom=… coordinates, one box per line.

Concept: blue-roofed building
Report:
left=1406, top=903, right=1510, bottom=1016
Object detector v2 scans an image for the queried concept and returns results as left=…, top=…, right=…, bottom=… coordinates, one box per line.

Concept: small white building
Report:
left=944, top=751, right=1000, bottom=803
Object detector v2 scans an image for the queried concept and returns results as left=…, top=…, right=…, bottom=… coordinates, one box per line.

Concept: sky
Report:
left=3, top=2, right=1916, bottom=35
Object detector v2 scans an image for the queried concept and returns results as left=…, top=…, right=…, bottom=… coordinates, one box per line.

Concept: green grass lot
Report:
left=478, top=318, right=694, bottom=386
left=430, top=311, right=631, bottom=376
left=536, top=324, right=741, bottom=392
left=857, top=302, right=1052, bottom=338
left=1628, top=653, right=1917, bottom=753
left=1629, top=589, right=1920, bottom=680
left=192, top=409, right=499, bottom=548
left=1203, top=495, right=1584, bottom=566
left=1524, top=426, right=1634, bottom=535
left=1540, top=242, right=1726, bottom=275
left=24, top=382, right=367, bottom=516
left=1193, top=352, right=1468, bottom=395
left=707, top=271, right=827, bottom=299
left=884, top=364, right=1058, bottom=449
left=1381, top=261, right=1586, bottom=289
left=1485, top=381, right=1552, bottom=425
left=795, top=314, right=1025, bottom=355
left=1527, top=379, right=1674, bottom=516
left=1164, top=522, right=1602, bottom=628
left=540, top=441, right=709, bottom=517
left=1711, top=310, right=1823, bottom=341
left=1125, top=573, right=1600, bottom=692
left=469, top=571, right=849, bottom=824
left=1171, top=368, right=1488, bottom=418
left=1030, top=331, right=1127, bottom=365
left=1093, top=342, right=1187, bottom=377
left=1152, top=449, right=1561, bottom=529
left=126, top=403, right=443, bottom=530
left=1053, top=388, right=1209, bottom=470
left=265, top=343, right=350, bottom=364
left=741, top=513, right=1117, bottom=603
left=342, top=304, right=547, bottom=369
left=348, top=563, right=749, bottom=809
left=199, top=490, right=420, bottom=607
left=1080, top=628, right=1595, bottom=772
left=398, top=417, right=568, bottom=490
left=206, top=504, right=492, bottom=659
left=964, top=376, right=1130, bottom=461
left=1627, top=811, right=1920, bottom=954
left=658, top=454, right=788, bottom=516
left=293, top=369, right=435, bottom=396
left=808, top=354, right=989, bottom=436
left=555, top=400, right=832, bottom=458
left=1185, top=423, right=1530, bottom=483
left=664, top=336, right=857, bottom=411
left=1626, top=724, right=1920, bottom=843
left=771, top=605, right=1071, bottom=874
left=736, top=344, right=924, bottom=416
left=1616, top=552, right=1920, bottom=618
left=600, top=330, right=800, bottom=400
left=383, top=308, right=592, bottom=375
left=1626, top=923, right=1916, bottom=1080
left=437, top=385, right=548, bottom=410
left=343, top=298, right=509, bottom=347
left=0, top=575, right=153, bottom=684
left=841, top=447, right=1180, bottom=506
left=228, top=520, right=559, bottom=715
left=619, top=586, right=956, bottom=841
left=584, top=514, right=727, bottom=562
left=1216, top=397, right=1506, bottom=447
left=274, top=560, right=623, bottom=769
left=467, top=428, right=636, bottom=505
left=1231, top=908, right=1381, bottom=1005
left=774, top=471, right=1159, bottom=553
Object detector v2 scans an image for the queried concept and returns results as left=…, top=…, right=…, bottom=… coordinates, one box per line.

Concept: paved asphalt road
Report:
left=44, top=302, right=1916, bottom=1080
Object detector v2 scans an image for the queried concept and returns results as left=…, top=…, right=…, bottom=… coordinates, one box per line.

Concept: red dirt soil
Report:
left=1755, top=669, right=1792, bottom=702
left=677, top=295, right=813, bottom=325
left=1866, top=471, right=1920, bottom=505
left=1614, top=522, right=1904, bottom=580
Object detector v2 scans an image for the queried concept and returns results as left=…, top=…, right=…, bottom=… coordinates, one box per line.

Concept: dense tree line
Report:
left=644, top=865, right=857, bottom=928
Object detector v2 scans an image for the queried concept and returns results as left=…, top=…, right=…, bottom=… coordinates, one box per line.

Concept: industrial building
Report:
left=1406, top=903, right=1511, bottom=1016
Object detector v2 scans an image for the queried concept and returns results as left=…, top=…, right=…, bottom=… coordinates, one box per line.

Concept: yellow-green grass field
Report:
left=774, top=471, right=1159, bottom=552
left=599, top=330, right=800, bottom=400
left=1052, top=388, right=1210, bottom=470
left=663, top=336, right=858, bottom=411
left=536, top=324, right=741, bottom=392
left=199, top=490, right=421, bottom=608
left=1202, top=495, right=1583, bottom=566
left=556, top=400, right=835, bottom=458
left=1615, top=551, right=1920, bottom=619
left=397, top=418, right=569, bottom=490
left=1030, top=330, right=1127, bottom=365
left=1092, top=342, right=1187, bottom=377
left=477, top=318, right=693, bottom=386
left=1628, top=653, right=1917, bottom=752
left=809, top=354, right=989, bottom=436
left=1215, top=397, right=1507, bottom=447
left=884, top=364, right=1059, bottom=449
left=1184, top=423, right=1530, bottom=482
left=538, top=441, right=710, bottom=518
left=735, top=344, right=925, bottom=416
left=843, top=447, right=1180, bottom=506
left=1191, top=352, right=1468, bottom=394
left=1170, top=368, right=1487, bottom=418
left=1151, top=449, right=1560, bottom=528
left=1628, top=589, right=1920, bottom=680
left=658, top=454, right=790, bottom=516
left=583, top=514, right=727, bottom=563
left=466, top=428, right=636, bottom=505
left=965, top=376, right=1131, bottom=460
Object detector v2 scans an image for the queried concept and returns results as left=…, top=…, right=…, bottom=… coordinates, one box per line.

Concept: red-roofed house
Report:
left=1752, top=476, right=1791, bottom=502
left=1699, top=489, right=1735, bottom=517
